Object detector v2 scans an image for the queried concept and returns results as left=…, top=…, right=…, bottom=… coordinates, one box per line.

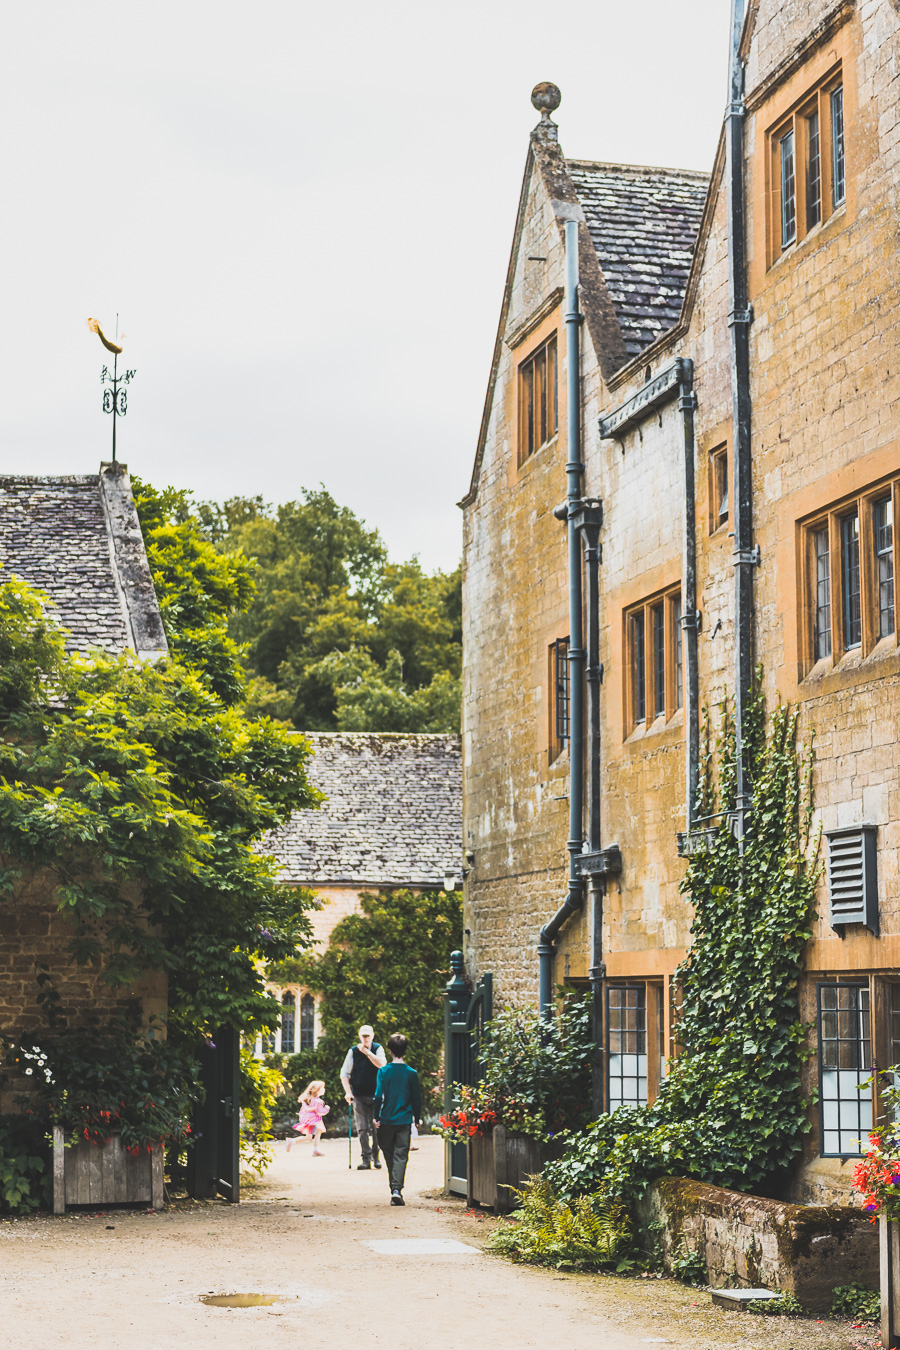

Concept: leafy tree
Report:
left=193, top=488, right=461, bottom=733
left=0, top=495, right=320, bottom=1042
left=268, top=887, right=463, bottom=1110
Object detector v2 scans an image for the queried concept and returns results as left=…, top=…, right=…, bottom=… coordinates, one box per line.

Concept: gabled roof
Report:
left=0, top=463, right=167, bottom=659
left=264, top=732, right=462, bottom=888
left=460, top=111, right=711, bottom=509
left=567, top=161, right=709, bottom=361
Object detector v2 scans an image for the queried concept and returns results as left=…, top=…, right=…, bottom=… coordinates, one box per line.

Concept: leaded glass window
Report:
left=300, top=993, right=316, bottom=1051
left=875, top=496, right=895, bottom=639
left=818, top=983, right=872, bottom=1157
left=281, top=992, right=296, bottom=1054
left=607, top=985, right=647, bottom=1110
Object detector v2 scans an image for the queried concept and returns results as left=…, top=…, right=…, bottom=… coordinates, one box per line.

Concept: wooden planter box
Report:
left=466, top=1124, right=541, bottom=1214
left=52, top=1126, right=164, bottom=1214
left=882, top=1216, right=900, bottom=1348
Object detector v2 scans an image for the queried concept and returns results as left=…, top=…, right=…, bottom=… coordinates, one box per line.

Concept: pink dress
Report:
left=293, top=1096, right=329, bottom=1136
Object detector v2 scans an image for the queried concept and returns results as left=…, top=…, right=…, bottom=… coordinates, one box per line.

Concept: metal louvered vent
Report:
left=826, top=826, right=878, bottom=934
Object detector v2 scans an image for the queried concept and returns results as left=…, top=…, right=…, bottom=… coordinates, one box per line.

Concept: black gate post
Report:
left=444, top=951, right=471, bottom=1196
left=443, top=952, right=493, bottom=1196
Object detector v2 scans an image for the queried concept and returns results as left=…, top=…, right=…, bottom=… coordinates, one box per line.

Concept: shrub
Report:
left=0, top=1116, right=48, bottom=1214
left=6, top=1015, right=201, bottom=1156
left=239, top=1048, right=285, bottom=1176
left=269, top=887, right=462, bottom=1111
left=486, top=1174, right=635, bottom=1272
left=670, top=1241, right=708, bottom=1287
left=830, top=1282, right=880, bottom=1322
left=748, top=1291, right=802, bottom=1316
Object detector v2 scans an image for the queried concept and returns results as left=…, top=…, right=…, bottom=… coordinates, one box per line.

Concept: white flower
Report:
left=24, top=1067, right=33, bottom=1075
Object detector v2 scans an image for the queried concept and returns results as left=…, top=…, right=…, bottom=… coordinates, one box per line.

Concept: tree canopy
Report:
left=192, top=489, right=461, bottom=733
left=0, top=484, right=321, bottom=1040
left=268, top=886, right=462, bottom=1110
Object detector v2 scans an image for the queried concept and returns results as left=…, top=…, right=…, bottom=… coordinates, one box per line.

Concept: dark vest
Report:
left=349, top=1044, right=381, bottom=1097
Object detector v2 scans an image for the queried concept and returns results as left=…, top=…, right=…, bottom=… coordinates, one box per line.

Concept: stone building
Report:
left=462, top=0, right=900, bottom=1203
left=0, top=464, right=169, bottom=1103
left=258, top=732, right=462, bottom=1055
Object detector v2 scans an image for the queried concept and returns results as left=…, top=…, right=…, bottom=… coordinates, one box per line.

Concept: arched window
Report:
left=281, top=991, right=296, bottom=1055
left=300, top=993, right=315, bottom=1051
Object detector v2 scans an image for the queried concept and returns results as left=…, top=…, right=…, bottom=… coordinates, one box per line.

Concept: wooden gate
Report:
left=186, top=1025, right=240, bottom=1202
left=443, top=951, right=492, bottom=1196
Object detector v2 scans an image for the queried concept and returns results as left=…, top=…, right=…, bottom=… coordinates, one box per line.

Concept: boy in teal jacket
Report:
left=373, top=1033, right=422, bottom=1205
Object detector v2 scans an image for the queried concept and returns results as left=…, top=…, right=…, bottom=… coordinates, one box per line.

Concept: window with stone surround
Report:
left=801, top=478, right=899, bottom=673
left=709, top=444, right=729, bottom=533
left=548, top=636, right=569, bottom=763
left=518, top=334, right=558, bottom=464
left=607, top=980, right=665, bottom=1112
left=300, top=992, right=316, bottom=1051
left=624, top=586, right=683, bottom=735
left=817, top=981, right=872, bottom=1158
left=281, top=991, right=296, bottom=1054
left=768, top=69, right=844, bottom=264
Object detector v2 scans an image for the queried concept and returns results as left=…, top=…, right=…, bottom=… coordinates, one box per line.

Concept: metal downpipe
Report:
left=540, top=218, right=585, bottom=1020
left=726, top=0, right=755, bottom=838
left=580, top=508, right=605, bottom=1115
left=677, top=358, right=700, bottom=836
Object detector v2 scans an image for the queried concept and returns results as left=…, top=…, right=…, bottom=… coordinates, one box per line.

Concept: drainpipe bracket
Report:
left=678, top=390, right=698, bottom=413
left=680, top=609, right=702, bottom=633
left=575, top=846, right=623, bottom=878
left=728, top=305, right=753, bottom=327
left=733, top=544, right=761, bottom=568
left=676, top=828, right=717, bottom=858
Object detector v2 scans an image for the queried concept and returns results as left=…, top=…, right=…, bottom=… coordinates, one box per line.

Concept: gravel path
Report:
left=0, top=1136, right=879, bottom=1349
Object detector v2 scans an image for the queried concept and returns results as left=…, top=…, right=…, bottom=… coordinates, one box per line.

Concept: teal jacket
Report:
left=373, top=1062, right=422, bottom=1126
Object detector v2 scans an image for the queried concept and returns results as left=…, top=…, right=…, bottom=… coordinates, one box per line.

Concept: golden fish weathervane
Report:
left=87, top=316, right=135, bottom=464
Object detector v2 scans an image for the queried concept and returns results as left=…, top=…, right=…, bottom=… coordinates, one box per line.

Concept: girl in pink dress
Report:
left=288, top=1079, right=329, bottom=1156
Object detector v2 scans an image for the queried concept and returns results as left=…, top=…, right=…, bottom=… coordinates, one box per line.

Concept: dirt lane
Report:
left=0, top=1137, right=876, bottom=1349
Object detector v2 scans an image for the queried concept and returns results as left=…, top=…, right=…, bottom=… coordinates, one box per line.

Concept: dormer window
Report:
left=518, top=334, right=558, bottom=464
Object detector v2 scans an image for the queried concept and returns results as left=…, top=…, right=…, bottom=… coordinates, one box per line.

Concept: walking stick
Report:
left=348, top=1104, right=352, bottom=1169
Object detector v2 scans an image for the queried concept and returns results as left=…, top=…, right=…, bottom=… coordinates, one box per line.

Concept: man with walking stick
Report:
left=340, top=1024, right=385, bottom=1170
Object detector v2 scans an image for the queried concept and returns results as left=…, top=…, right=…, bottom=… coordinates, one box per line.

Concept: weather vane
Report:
left=86, top=316, right=136, bottom=464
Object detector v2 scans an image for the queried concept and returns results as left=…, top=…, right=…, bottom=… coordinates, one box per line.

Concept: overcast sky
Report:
left=2, top=1, right=730, bottom=572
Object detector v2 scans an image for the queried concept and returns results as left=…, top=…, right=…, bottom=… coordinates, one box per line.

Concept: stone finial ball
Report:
left=531, top=82, right=561, bottom=115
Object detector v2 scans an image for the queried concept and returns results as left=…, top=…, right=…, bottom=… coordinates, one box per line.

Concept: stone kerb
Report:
left=636, top=1175, right=878, bottom=1310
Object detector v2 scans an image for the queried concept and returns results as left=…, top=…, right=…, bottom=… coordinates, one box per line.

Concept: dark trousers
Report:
left=377, top=1122, right=411, bottom=1193
left=352, top=1096, right=379, bottom=1163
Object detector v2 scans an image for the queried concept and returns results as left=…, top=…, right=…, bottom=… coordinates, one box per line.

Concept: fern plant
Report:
left=487, top=1174, right=635, bottom=1272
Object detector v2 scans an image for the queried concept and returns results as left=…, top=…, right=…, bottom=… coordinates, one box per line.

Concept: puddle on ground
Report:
left=200, top=1294, right=283, bottom=1308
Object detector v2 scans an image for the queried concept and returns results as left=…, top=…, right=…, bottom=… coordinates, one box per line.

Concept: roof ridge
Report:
left=566, top=158, right=710, bottom=180
left=299, top=730, right=460, bottom=740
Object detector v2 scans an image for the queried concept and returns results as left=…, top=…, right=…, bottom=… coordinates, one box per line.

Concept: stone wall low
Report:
left=637, top=1176, right=878, bottom=1311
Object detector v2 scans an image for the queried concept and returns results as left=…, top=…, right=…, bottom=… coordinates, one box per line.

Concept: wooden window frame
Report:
left=605, top=979, right=666, bottom=1111
left=548, top=636, right=570, bottom=764
left=800, top=476, right=900, bottom=674
left=816, top=980, right=873, bottom=1158
left=624, top=585, right=683, bottom=735
left=709, top=443, right=729, bottom=533
left=517, top=333, right=558, bottom=466
left=767, top=67, right=844, bottom=266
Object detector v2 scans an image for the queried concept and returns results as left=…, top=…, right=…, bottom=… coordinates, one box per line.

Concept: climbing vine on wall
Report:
left=547, top=682, right=820, bottom=1204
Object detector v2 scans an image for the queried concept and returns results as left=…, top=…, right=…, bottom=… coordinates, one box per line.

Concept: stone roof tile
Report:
left=0, top=468, right=167, bottom=658
left=567, top=161, right=709, bottom=360
left=264, top=732, right=462, bottom=887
